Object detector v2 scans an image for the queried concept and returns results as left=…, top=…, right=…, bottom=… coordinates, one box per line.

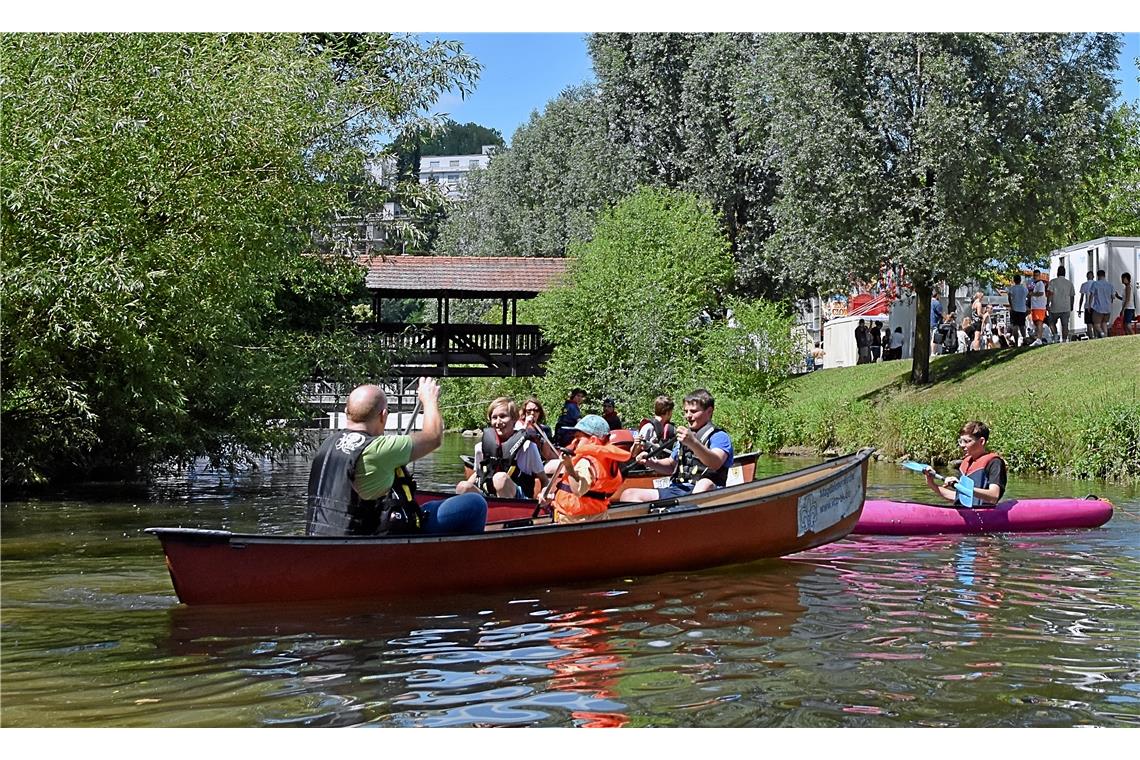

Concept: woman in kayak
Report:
left=924, top=421, right=1008, bottom=508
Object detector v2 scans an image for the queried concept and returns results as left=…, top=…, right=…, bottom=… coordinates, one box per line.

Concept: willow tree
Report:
left=751, top=33, right=1120, bottom=383
left=0, top=33, right=478, bottom=486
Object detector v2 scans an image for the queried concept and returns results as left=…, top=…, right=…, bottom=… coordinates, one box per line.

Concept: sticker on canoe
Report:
left=725, top=465, right=744, bottom=487
left=653, top=476, right=672, bottom=489
left=796, top=467, right=863, bottom=537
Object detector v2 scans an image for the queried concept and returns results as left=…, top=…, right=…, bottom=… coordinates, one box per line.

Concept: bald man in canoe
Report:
left=305, top=378, right=487, bottom=536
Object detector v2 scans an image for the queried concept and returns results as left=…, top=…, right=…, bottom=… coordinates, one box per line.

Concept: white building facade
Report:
left=418, top=145, right=496, bottom=200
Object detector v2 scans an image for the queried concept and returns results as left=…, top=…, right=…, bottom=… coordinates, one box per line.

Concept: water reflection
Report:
left=155, top=560, right=811, bottom=727
left=3, top=442, right=1138, bottom=727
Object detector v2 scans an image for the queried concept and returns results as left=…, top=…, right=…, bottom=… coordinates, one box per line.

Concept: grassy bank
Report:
left=719, top=335, right=1140, bottom=482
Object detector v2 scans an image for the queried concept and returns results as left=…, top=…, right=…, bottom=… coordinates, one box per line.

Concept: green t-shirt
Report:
left=354, top=434, right=414, bottom=500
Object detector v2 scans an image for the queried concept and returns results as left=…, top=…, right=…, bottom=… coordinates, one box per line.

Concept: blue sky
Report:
left=426, top=32, right=1140, bottom=146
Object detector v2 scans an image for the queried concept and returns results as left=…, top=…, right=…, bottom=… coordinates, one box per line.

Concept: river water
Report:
left=2, top=433, right=1138, bottom=728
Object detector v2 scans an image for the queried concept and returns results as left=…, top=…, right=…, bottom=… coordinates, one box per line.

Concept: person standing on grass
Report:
left=1089, top=269, right=1114, bottom=338
left=1113, top=272, right=1136, bottom=336
left=1007, top=274, right=1029, bottom=346
left=1046, top=264, right=1075, bottom=342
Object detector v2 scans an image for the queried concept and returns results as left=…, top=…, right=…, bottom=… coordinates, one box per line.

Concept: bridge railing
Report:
left=362, top=323, right=549, bottom=355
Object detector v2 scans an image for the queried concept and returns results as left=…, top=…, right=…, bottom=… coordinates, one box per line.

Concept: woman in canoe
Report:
left=457, top=397, right=548, bottom=499
left=924, top=421, right=1008, bottom=508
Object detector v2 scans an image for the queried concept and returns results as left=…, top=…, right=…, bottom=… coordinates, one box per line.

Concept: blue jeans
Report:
left=421, top=492, right=488, bottom=534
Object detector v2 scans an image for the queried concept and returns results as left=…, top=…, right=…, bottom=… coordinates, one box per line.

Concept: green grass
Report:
left=722, top=336, right=1140, bottom=482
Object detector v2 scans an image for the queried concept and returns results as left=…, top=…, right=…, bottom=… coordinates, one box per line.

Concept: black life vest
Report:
left=673, top=423, right=730, bottom=487
left=477, top=427, right=536, bottom=499
left=305, top=430, right=424, bottom=536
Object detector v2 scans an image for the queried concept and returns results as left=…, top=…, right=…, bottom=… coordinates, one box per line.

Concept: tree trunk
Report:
left=910, top=278, right=932, bottom=385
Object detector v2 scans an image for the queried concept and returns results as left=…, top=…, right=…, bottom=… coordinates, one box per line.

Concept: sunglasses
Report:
left=958, top=437, right=977, bottom=445
left=523, top=407, right=540, bottom=414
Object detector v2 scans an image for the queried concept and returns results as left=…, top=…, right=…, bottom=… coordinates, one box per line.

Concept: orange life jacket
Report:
left=553, top=438, right=632, bottom=518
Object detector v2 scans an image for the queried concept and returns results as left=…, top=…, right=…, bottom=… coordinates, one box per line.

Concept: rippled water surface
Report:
left=2, top=433, right=1138, bottom=727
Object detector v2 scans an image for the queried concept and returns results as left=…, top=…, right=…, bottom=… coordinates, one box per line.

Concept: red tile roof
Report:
left=358, top=255, right=570, bottom=297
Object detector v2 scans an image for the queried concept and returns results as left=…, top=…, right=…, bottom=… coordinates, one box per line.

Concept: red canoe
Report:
left=146, top=449, right=872, bottom=605
left=853, top=497, right=1114, bottom=535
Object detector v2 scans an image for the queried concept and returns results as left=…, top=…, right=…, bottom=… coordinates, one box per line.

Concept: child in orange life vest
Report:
left=542, top=414, right=639, bottom=524
left=924, top=420, right=1008, bottom=508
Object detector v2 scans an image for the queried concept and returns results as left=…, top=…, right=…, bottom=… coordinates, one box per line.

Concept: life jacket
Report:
left=306, top=431, right=424, bottom=536
left=639, top=417, right=676, bottom=456
left=674, top=423, right=731, bottom=487
left=958, top=451, right=1003, bottom=506
left=552, top=438, right=632, bottom=518
left=477, top=427, right=536, bottom=499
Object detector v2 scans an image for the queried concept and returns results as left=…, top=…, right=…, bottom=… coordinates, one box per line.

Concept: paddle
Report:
left=401, top=398, right=422, bottom=436
left=622, top=435, right=677, bottom=476
left=532, top=457, right=566, bottom=518
left=900, top=460, right=975, bottom=508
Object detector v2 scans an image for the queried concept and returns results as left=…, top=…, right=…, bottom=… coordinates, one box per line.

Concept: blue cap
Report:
left=570, top=414, right=610, bottom=438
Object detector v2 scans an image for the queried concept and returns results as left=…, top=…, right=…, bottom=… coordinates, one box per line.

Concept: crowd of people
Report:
left=305, top=384, right=736, bottom=537
left=930, top=265, right=1137, bottom=354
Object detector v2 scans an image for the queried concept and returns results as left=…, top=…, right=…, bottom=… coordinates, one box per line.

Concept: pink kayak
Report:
left=853, top=497, right=1114, bottom=535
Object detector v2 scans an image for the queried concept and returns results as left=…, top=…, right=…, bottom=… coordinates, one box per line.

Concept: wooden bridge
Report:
left=359, top=255, right=569, bottom=378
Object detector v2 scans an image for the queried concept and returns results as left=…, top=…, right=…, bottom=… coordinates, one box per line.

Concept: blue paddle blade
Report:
left=955, top=474, right=975, bottom=508
left=901, top=461, right=930, bottom=473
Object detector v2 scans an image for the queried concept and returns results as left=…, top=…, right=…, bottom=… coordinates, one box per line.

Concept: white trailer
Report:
left=1049, top=236, right=1140, bottom=336
left=822, top=314, right=890, bottom=369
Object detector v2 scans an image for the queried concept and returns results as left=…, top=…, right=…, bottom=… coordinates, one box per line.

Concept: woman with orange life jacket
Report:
left=542, top=414, right=639, bottom=524
left=924, top=420, right=1008, bottom=507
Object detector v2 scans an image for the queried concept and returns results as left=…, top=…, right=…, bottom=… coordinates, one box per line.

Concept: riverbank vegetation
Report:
left=723, top=337, right=1140, bottom=482
left=1, top=33, right=478, bottom=487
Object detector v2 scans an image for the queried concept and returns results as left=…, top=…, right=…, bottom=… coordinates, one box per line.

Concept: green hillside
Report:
left=722, top=336, right=1140, bottom=481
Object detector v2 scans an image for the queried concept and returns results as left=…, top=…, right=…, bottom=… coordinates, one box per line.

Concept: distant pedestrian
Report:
left=1046, top=265, right=1075, bottom=342
left=1078, top=270, right=1096, bottom=337
left=1007, top=274, right=1029, bottom=346
left=889, top=327, right=904, bottom=360
left=869, top=322, right=882, bottom=363
left=855, top=319, right=871, bottom=364
left=935, top=312, right=959, bottom=355
left=1114, top=272, right=1136, bottom=336
left=1029, top=269, right=1048, bottom=339
left=1089, top=269, right=1114, bottom=339
left=930, top=293, right=944, bottom=353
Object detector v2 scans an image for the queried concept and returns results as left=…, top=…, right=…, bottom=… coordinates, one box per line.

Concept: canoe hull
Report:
left=853, top=497, right=1114, bottom=535
left=148, top=450, right=870, bottom=605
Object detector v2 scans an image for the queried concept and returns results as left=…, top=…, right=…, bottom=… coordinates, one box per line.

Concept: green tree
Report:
left=525, top=187, right=735, bottom=414
left=750, top=33, right=1121, bottom=384
left=0, top=33, right=478, bottom=487
left=436, top=84, right=639, bottom=258
left=1069, top=103, right=1140, bottom=239
left=419, top=120, right=505, bottom=156
left=589, top=33, right=780, bottom=296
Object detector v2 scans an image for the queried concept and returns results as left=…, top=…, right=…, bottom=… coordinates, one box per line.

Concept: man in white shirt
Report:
left=1046, top=264, right=1075, bottom=342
